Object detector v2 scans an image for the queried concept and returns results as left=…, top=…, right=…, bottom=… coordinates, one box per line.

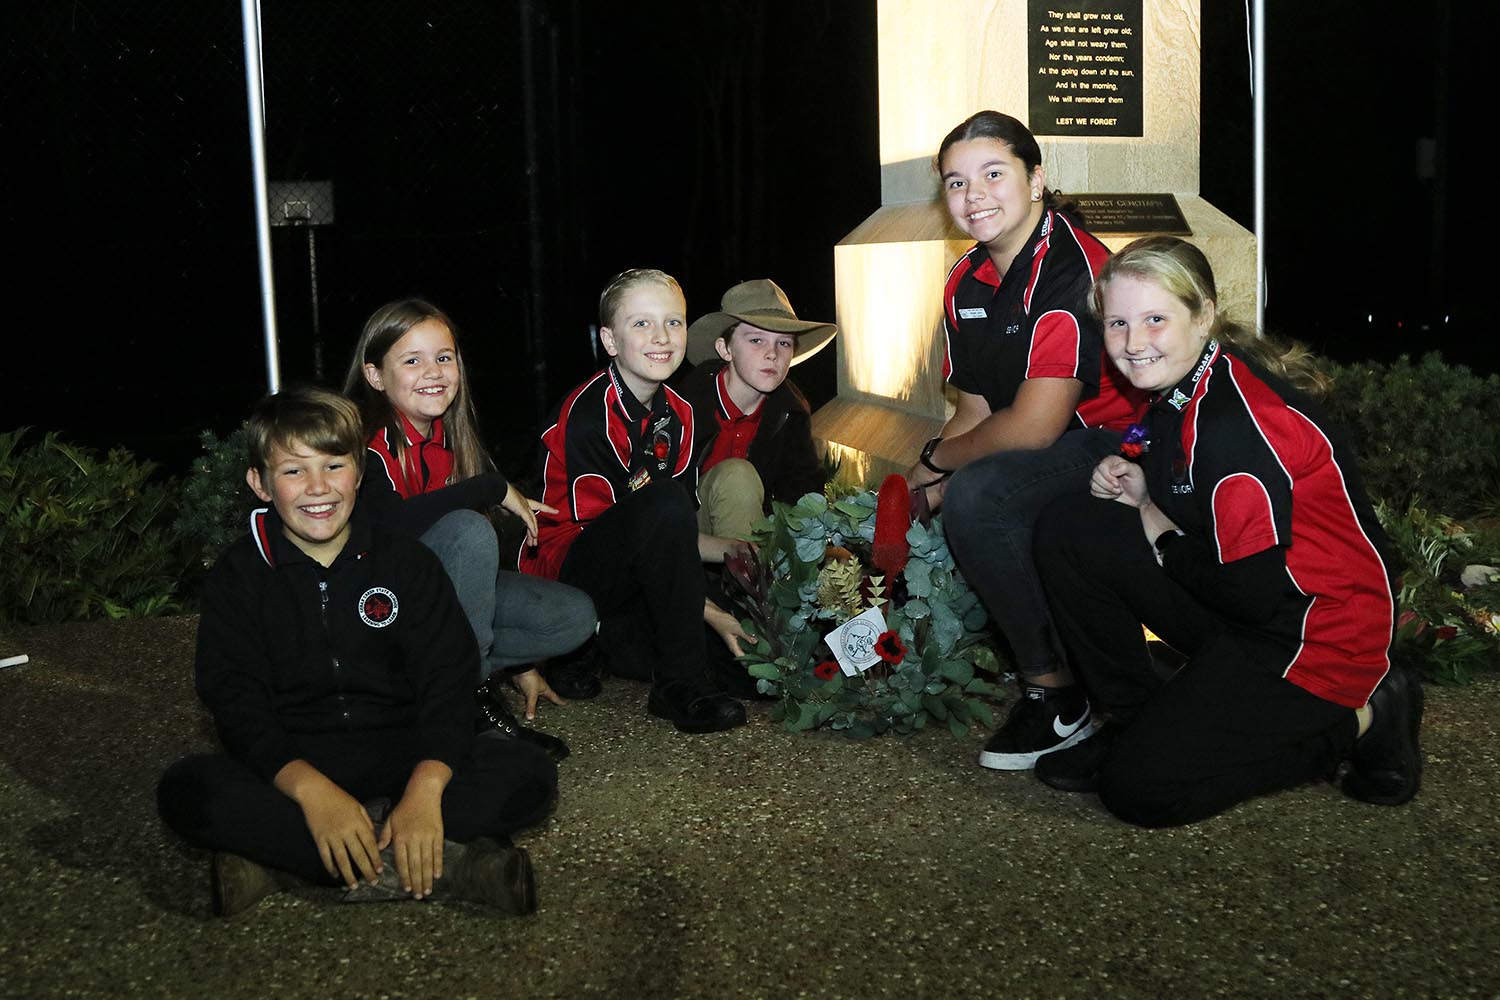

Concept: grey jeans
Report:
left=421, top=510, right=596, bottom=678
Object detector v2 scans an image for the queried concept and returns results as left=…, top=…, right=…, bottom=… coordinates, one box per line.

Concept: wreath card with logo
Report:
left=824, top=605, right=890, bottom=677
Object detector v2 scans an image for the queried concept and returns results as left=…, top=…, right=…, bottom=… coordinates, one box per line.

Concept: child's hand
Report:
left=379, top=761, right=452, bottom=900
left=277, top=764, right=382, bottom=889
left=512, top=666, right=566, bottom=720
left=501, top=484, right=554, bottom=547
left=1090, top=455, right=1148, bottom=507
left=704, top=599, right=752, bottom=658
left=699, top=534, right=755, bottom=565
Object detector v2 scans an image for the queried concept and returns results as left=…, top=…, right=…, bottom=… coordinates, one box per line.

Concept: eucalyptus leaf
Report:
left=928, top=599, right=962, bottom=655
left=793, top=494, right=828, bottom=517
left=921, top=693, right=950, bottom=720
left=938, top=659, right=974, bottom=686
left=833, top=498, right=869, bottom=518
left=972, top=701, right=995, bottom=728
left=794, top=535, right=827, bottom=564
left=905, top=560, right=934, bottom=598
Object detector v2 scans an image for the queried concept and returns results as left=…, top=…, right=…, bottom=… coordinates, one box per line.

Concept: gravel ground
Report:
left=1, top=616, right=1496, bottom=1000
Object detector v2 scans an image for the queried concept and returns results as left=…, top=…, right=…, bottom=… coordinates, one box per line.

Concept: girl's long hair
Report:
left=341, top=298, right=493, bottom=483
left=1093, top=237, right=1329, bottom=395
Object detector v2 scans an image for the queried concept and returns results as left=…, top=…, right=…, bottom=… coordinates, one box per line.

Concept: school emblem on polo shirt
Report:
left=358, top=587, right=399, bottom=628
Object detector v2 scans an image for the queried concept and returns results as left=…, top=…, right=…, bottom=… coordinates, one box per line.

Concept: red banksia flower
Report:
left=813, top=660, right=840, bottom=681
left=872, top=474, right=911, bottom=577
left=875, top=630, right=906, bottom=664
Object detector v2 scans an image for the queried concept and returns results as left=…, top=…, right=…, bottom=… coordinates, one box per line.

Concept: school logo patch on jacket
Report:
left=358, top=587, right=399, bottom=628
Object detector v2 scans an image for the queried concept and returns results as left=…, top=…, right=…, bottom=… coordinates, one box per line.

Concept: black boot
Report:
left=476, top=674, right=571, bottom=760
left=438, top=836, right=538, bottom=915
left=1343, top=669, right=1423, bottom=806
left=211, top=853, right=308, bottom=916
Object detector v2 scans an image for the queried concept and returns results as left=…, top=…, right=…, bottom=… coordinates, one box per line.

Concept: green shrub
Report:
left=1376, top=499, right=1500, bottom=685
left=0, top=428, right=183, bottom=624
left=1321, top=353, right=1500, bottom=517
left=173, top=425, right=255, bottom=571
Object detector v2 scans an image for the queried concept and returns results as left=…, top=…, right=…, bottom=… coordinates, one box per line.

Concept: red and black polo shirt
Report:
left=365, top=412, right=453, bottom=499
left=699, top=365, right=765, bottom=473
left=519, top=362, right=695, bottom=580
left=942, top=209, right=1143, bottom=432
left=1142, top=340, right=1395, bottom=708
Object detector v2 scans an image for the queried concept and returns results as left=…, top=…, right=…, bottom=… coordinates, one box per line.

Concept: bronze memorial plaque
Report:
left=1028, top=0, right=1144, bottom=137
left=1069, top=194, right=1191, bottom=235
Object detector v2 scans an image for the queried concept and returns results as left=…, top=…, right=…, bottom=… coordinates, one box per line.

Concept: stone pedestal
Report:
left=814, top=0, right=1254, bottom=485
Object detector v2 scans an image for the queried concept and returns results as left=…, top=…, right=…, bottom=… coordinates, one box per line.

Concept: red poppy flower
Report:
left=653, top=437, right=670, bottom=461
left=813, top=660, right=840, bottom=681
left=1120, top=441, right=1145, bottom=458
left=875, top=630, right=906, bottom=664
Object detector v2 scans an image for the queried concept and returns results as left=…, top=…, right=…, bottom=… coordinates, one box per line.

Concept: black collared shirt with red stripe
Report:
left=1141, top=339, right=1396, bottom=709
left=196, top=503, right=478, bottom=783
left=942, top=209, right=1144, bottom=432
left=519, top=361, right=695, bottom=579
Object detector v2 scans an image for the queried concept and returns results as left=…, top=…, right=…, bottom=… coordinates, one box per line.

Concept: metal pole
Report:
left=308, top=227, right=322, bottom=380
left=1252, top=0, right=1266, bottom=332
left=241, top=0, right=281, bottom=391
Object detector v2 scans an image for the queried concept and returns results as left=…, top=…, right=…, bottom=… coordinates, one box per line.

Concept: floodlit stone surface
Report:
left=2, top=616, right=1496, bottom=999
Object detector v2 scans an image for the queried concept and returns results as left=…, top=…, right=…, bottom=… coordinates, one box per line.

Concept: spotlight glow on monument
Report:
left=813, top=0, right=1253, bottom=485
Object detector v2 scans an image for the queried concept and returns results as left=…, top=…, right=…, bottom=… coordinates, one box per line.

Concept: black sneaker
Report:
left=978, top=685, right=1094, bottom=770
left=647, top=678, right=747, bottom=734
left=1343, top=668, right=1424, bottom=806
left=1035, top=724, right=1118, bottom=792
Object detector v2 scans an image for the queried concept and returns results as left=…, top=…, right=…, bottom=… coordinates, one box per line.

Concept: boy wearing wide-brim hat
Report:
left=676, top=279, right=836, bottom=541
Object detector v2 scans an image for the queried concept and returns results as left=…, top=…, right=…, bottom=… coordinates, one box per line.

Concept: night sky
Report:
left=7, top=2, right=1486, bottom=474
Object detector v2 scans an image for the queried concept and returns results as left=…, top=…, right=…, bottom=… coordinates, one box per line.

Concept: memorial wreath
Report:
left=724, top=475, right=1001, bottom=737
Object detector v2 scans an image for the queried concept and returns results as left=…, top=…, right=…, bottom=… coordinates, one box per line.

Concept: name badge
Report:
left=957, top=307, right=987, bottom=320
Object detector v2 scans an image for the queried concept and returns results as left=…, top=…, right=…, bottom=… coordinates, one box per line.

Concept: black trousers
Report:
left=157, top=731, right=558, bottom=883
left=1035, top=493, right=1358, bottom=828
left=560, top=480, right=706, bottom=684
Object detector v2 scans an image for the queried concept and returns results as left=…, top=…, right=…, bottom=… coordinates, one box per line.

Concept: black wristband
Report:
left=1154, top=528, right=1185, bottom=556
left=919, top=436, right=950, bottom=475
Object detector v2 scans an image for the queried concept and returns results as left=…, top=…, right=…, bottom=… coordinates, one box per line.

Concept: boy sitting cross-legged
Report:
left=157, top=388, right=557, bottom=916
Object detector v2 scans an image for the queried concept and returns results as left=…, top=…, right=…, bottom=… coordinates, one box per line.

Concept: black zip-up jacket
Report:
left=194, top=503, right=477, bottom=782
left=675, top=359, right=824, bottom=509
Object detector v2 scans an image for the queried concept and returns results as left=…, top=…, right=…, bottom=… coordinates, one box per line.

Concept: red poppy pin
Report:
left=874, top=630, right=906, bottom=665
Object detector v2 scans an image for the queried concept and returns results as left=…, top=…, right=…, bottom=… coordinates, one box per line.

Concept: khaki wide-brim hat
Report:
left=686, top=278, right=838, bottom=367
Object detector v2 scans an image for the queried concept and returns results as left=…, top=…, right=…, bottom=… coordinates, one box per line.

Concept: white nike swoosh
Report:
left=1054, top=709, right=1089, bottom=739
